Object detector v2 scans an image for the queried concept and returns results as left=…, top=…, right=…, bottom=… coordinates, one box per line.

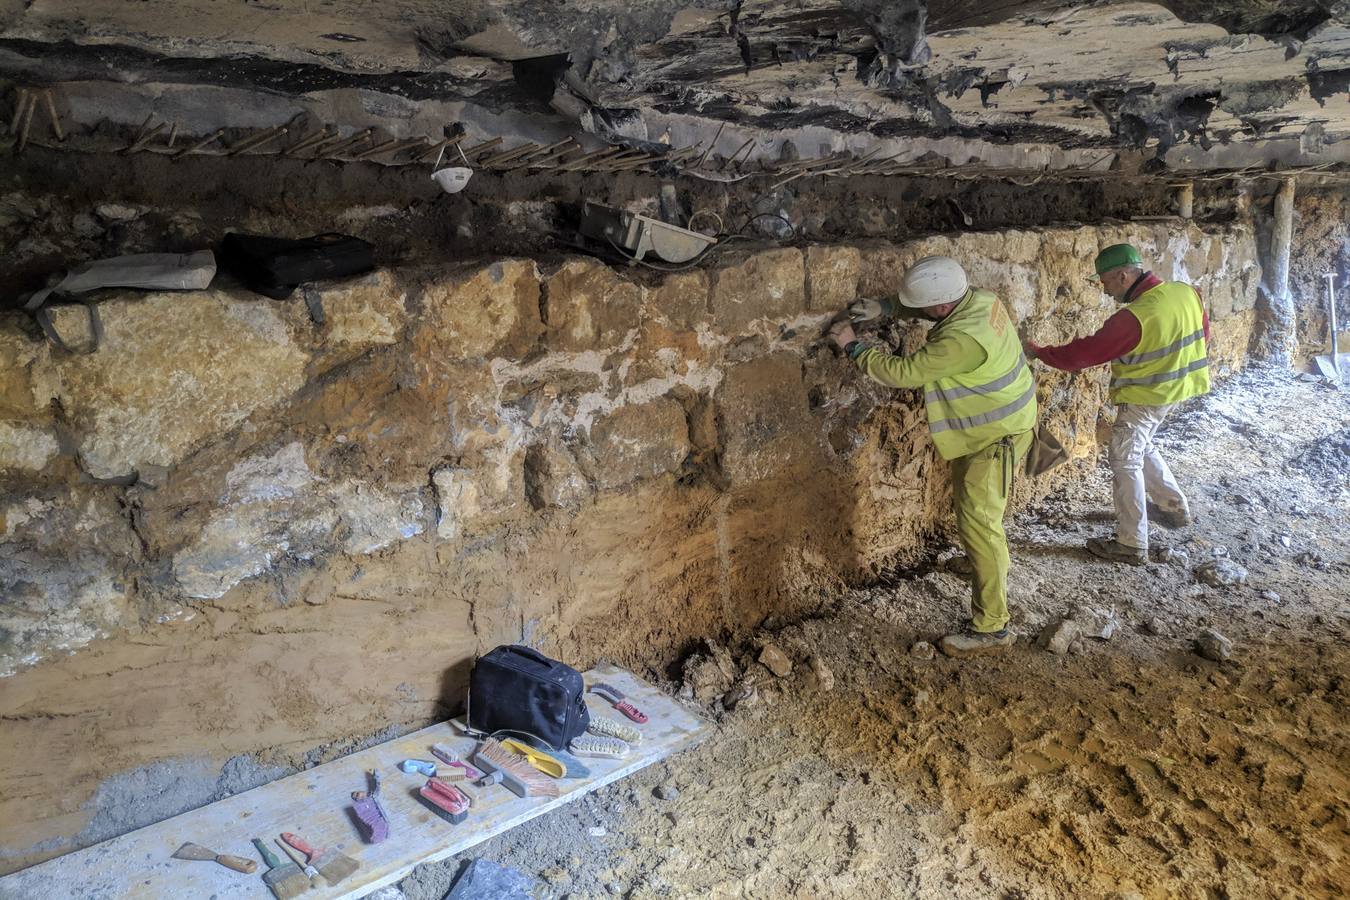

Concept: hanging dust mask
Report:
left=430, top=143, right=473, bottom=194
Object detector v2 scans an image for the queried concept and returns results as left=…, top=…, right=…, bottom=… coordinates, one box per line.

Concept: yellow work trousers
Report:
left=949, top=430, right=1033, bottom=633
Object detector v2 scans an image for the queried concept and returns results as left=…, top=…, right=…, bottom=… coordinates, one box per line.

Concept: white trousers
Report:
left=1108, top=402, right=1189, bottom=550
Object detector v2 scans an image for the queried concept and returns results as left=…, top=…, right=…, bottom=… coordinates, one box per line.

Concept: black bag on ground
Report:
left=218, top=232, right=374, bottom=300
left=467, top=645, right=591, bottom=751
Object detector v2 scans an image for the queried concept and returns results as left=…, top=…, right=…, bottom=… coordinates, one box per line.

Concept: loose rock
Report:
left=759, top=643, right=793, bottom=678
left=1142, top=617, right=1168, bottom=636
left=680, top=639, right=739, bottom=701
left=1039, top=618, right=1081, bottom=655
left=722, top=681, right=758, bottom=711
left=653, top=783, right=679, bottom=801
left=1150, top=544, right=1189, bottom=565
left=808, top=655, right=834, bottom=691
left=1195, top=558, right=1248, bottom=587
left=909, top=641, right=936, bottom=661
left=95, top=202, right=140, bottom=222
left=1260, top=589, right=1281, bottom=603
left=1071, top=606, right=1120, bottom=640
left=1194, top=628, right=1234, bottom=662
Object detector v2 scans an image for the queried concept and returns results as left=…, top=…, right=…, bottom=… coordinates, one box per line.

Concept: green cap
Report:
left=1091, top=243, right=1143, bottom=280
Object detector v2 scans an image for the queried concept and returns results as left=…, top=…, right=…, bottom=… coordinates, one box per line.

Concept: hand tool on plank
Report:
left=275, top=837, right=321, bottom=885
left=399, top=758, right=437, bottom=776
left=171, top=841, right=257, bottom=873
left=252, top=838, right=311, bottom=898
left=588, top=683, right=649, bottom=723
left=419, top=777, right=472, bottom=824
left=473, top=738, right=560, bottom=798
left=281, top=832, right=360, bottom=886
left=498, top=738, right=567, bottom=778
left=351, top=769, right=391, bottom=844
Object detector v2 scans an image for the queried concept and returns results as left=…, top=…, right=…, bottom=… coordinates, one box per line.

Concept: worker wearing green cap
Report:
left=1026, top=243, right=1210, bottom=564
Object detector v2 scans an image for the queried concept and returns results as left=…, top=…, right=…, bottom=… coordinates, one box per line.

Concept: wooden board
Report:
left=0, top=665, right=706, bottom=900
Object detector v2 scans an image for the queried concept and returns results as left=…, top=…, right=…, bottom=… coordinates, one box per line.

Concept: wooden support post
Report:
left=228, top=125, right=289, bottom=155
left=16, top=94, right=36, bottom=151
left=42, top=90, right=64, bottom=142
left=1265, top=176, right=1298, bottom=364
left=173, top=128, right=225, bottom=159
left=285, top=127, right=334, bottom=157
left=9, top=87, right=30, bottom=134
left=352, top=136, right=404, bottom=160
left=126, top=122, right=167, bottom=153
left=461, top=137, right=504, bottom=159
left=325, top=128, right=375, bottom=157
left=1175, top=181, right=1194, bottom=219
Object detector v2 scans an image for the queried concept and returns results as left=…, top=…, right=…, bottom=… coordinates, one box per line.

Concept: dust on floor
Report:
left=390, top=364, right=1350, bottom=900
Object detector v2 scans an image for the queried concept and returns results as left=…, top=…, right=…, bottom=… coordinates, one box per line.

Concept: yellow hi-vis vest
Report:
left=1110, top=281, right=1211, bottom=405
left=923, top=290, right=1038, bottom=460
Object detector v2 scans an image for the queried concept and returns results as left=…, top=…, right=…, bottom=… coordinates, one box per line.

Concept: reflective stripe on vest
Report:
left=922, top=290, right=1037, bottom=459
left=1109, top=281, right=1210, bottom=406
left=1116, top=328, right=1205, bottom=367
left=929, top=379, right=1037, bottom=434
left=924, top=354, right=1028, bottom=405
left=1111, top=354, right=1209, bottom=389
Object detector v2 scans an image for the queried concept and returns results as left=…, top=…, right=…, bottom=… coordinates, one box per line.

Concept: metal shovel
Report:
left=1314, top=272, right=1350, bottom=380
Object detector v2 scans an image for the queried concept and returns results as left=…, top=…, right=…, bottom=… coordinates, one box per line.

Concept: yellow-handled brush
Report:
left=499, top=738, right=566, bottom=778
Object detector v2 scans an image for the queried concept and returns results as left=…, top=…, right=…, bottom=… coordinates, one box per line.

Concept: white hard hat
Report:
left=896, top=256, right=970, bottom=308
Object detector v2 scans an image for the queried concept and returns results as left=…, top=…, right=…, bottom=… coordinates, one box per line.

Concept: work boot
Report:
left=939, top=628, right=1015, bottom=658
left=1147, top=502, right=1194, bottom=529
left=1085, top=537, right=1147, bottom=565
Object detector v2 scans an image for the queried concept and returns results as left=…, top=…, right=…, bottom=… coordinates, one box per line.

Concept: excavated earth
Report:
left=393, top=364, right=1350, bottom=900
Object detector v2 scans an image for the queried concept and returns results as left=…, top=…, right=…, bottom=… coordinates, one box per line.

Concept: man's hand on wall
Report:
left=847, top=298, right=885, bottom=322
left=828, top=320, right=857, bottom=351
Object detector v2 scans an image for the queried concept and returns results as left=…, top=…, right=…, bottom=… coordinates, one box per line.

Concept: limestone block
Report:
left=903, top=234, right=956, bottom=262
left=417, top=259, right=543, bottom=359
left=582, top=398, right=690, bottom=490
left=993, top=229, right=1042, bottom=265
left=1229, top=229, right=1261, bottom=313
left=544, top=259, right=642, bottom=352
left=716, top=351, right=820, bottom=483
left=0, top=327, right=45, bottom=421
left=0, top=421, right=59, bottom=473
left=645, top=270, right=709, bottom=330
left=710, top=248, right=805, bottom=333
left=0, top=550, right=127, bottom=676
left=172, top=443, right=338, bottom=599
left=622, top=321, right=705, bottom=386
left=33, top=291, right=309, bottom=480
left=332, top=483, right=426, bottom=555
left=0, top=489, right=138, bottom=676
left=432, top=441, right=525, bottom=539
left=963, top=256, right=1039, bottom=324
left=319, top=270, right=406, bottom=347
left=1206, top=279, right=1236, bottom=320
left=524, top=434, right=591, bottom=510
left=856, top=241, right=911, bottom=299
left=805, top=245, right=861, bottom=311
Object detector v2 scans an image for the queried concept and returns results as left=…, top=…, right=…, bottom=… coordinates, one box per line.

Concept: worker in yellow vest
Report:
left=831, top=256, right=1037, bottom=658
left=1027, top=243, right=1210, bottom=564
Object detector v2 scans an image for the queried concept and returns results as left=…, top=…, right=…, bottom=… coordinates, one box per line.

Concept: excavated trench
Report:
left=1, top=141, right=1348, bottom=895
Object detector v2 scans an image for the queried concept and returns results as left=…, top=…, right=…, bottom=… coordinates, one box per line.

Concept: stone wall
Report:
left=0, top=220, right=1260, bottom=871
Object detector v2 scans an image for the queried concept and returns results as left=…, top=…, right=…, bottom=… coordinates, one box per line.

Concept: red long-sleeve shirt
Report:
left=1030, top=273, right=1209, bottom=371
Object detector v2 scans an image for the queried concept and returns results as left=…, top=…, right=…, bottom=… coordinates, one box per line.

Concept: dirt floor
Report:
left=385, top=363, right=1350, bottom=900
